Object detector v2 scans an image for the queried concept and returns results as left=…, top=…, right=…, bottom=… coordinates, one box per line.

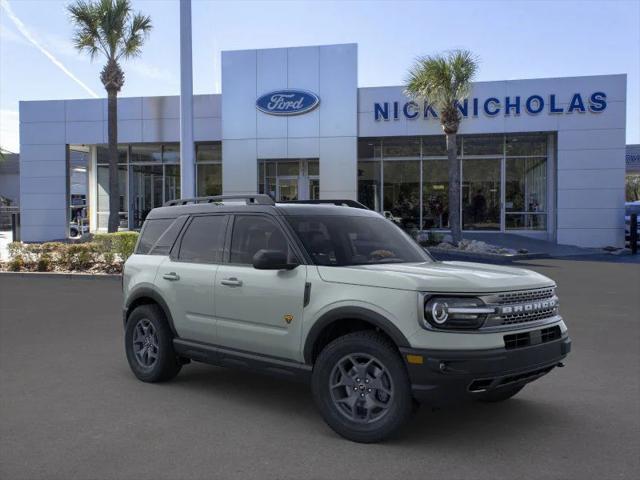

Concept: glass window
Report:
left=164, top=164, right=181, bottom=203
left=506, top=133, right=547, bottom=156
left=197, top=164, right=222, bottom=196
left=196, top=143, right=222, bottom=162
left=287, top=215, right=429, bottom=266
left=130, top=164, right=163, bottom=228
left=136, top=218, right=174, bottom=254
left=463, top=135, right=503, bottom=156
left=421, top=136, right=447, bottom=157
left=357, top=161, right=381, bottom=211
left=131, top=144, right=162, bottom=163
left=422, top=160, right=449, bottom=229
left=382, top=137, right=420, bottom=159
left=505, top=214, right=547, bottom=230
left=230, top=216, right=292, bottom=264
left=149, top=216, right=188, bottom=255
left=383, top=160, right=420, bottom=230
left=505, top=157, right=547, bottom=230
left=258, top=161, right=277, bottom=200
left=462, top=159, right=501, bottom=230
left=277, top=161, right=299, bottom=176
left=178, top=215, right=227, bottom=263
left=97, top=164, right=128, bottom=228
left=162, top=144, right=180, bottom=163
left=97, top=145, right=127, bottom=164
left=358, top=139, right=381, bottom=160
left=308, top=159, right=319, bottom=176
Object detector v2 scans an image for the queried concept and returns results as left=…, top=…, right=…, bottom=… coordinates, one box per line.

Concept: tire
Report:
left=312, top=331, right=413, bottom=443
left=125, top=304, right=181, bottom=383
left=474, top=384, right=524, bottom=403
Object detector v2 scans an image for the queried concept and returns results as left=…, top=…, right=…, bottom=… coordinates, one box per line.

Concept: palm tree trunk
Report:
left=107, top=89, right=120, bottom=233
left=447, top=132, right=462, bottom=244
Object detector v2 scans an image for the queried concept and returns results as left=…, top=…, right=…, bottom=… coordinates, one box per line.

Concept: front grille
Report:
left=496, top=287, right=558, bottom=326
left=504, top=325, right=562, bottom=350
left=497, top=287, right=555, bottom=304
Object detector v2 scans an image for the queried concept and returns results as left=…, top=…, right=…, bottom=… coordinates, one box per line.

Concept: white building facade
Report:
left=19, top=43, right=627, bottom=247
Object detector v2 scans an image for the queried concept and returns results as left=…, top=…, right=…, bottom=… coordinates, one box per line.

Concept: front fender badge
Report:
left=283, top=314, right=294, bottom=324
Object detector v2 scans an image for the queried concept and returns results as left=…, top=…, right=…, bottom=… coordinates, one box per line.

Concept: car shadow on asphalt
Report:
left=158, top=363, right=570, bottom=446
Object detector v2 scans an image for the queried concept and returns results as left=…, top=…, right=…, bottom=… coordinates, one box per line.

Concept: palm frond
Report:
left=405, top=49, right=479, bottom=115
left=118, top=13, right=152, bottom=60
left=67, top=0, right=153, bottom=67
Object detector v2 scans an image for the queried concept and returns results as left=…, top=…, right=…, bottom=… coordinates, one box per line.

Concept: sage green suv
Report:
left=122, top=195, right=571, bottom=443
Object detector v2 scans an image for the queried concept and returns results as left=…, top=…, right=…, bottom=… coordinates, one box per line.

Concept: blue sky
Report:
left=1, top=0, right=638, bottom=152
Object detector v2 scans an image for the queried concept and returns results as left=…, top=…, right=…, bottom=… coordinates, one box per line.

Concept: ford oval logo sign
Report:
left=256, top=90, right=320, bottom=116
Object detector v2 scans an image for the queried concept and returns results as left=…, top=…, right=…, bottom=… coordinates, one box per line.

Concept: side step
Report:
left=173, top=338, right=312, bottom=383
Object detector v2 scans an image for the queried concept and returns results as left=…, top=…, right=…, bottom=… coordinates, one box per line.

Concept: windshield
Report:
left=286, top=215, right=431, bottom=266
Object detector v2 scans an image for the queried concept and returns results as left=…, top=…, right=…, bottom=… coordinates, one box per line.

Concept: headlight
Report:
left=423, top=297, right=495, bottom=330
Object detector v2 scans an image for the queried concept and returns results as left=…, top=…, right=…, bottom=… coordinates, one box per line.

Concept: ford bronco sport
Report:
left=123, top=194, right=571, bottom=443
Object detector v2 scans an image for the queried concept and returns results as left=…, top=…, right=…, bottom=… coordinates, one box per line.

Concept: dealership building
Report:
left=19, top=43, right=627, bottom=247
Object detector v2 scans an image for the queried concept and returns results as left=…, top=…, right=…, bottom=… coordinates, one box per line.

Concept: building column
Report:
left=179, top=0, right=195, bottom=198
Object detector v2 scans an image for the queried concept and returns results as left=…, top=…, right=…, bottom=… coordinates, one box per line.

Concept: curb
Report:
left=0, top=271, right=121, bottom=280
left=427, top=247, right=550, bottom=264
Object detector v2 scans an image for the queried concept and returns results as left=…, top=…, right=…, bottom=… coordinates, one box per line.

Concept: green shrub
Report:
left=103, top=251, right=115, bottom=265
left=59, top=243, right=99, bottom=270
left=36, top=254, right=52, bottom=272
left=7, top=242, right=25, bottom=259
left=8, top=255, right=25, bottom=272
left=94, top=231, right=139, bottom=261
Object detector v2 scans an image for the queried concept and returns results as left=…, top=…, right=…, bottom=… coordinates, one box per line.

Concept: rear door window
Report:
left=177, top=215, right=228, bottom=264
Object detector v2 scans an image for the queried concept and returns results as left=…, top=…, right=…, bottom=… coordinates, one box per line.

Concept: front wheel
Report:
left=312, top=331, right=413, bottom=443
left=125, top=304, right=182, bottom=383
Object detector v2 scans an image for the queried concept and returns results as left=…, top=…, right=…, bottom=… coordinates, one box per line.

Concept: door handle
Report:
left=220, top=277, right=243, bottom=287
left=162, top=272, right=180, bottom=281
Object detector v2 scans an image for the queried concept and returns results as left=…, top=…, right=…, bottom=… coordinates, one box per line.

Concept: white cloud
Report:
left=0, top=109, right=19, bottom=153
left=0, top=0, right=99, bottom=98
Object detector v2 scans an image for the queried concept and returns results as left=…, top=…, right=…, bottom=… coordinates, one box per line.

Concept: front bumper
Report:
left=400, top=334, right=571, bottom=406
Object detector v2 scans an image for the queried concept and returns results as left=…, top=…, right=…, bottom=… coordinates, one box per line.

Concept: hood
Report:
left=316, top=261, right=554, bottom=293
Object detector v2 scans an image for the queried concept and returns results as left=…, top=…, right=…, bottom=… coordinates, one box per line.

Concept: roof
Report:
left=147, top=200, right=379, bottom=220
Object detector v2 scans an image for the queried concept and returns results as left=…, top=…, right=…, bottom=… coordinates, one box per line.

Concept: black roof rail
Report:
left=163, top=194, right=275, bottom=207
left=278, top=199, right=370, bottom=209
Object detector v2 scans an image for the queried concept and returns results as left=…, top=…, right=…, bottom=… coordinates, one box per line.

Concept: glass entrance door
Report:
left=277, top=177, right=299, bottom=201
left=259, top=159, right=319, bottom=202
left=462, top=158, right=502, bottom=230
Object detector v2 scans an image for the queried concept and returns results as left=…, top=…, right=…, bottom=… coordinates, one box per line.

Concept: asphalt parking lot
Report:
left=1, top=258, right=639, bottom=480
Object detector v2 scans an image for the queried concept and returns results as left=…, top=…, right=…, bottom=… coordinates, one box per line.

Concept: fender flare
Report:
left=303, top=306, right=410, bottom=364
left=124, top=286, right=177, bottom=336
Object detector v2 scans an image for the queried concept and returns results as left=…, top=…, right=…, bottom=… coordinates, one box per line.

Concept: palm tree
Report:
left=68, top=0, right=152, bottom=232
left=405, top=50, right=478, bottom=244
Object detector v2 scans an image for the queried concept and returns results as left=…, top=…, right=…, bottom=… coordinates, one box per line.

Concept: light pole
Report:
left=179, top=0, right=195, bottom=198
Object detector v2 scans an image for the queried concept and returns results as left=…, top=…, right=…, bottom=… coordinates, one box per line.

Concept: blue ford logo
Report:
left=256, top=90, right=320, bottom=116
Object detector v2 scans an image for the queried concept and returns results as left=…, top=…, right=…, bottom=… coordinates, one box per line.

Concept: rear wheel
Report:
left=312, top=331, right=413, bottom=443
left=474, top=384, right=524, bottom=403
left=125, top=304, right=181, bottom=382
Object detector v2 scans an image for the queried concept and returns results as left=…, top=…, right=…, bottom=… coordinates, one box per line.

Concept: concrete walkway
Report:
left=462, top=232, right=603, bottom=257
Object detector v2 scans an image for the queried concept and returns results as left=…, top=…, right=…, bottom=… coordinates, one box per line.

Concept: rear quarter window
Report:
left=136, top=218, right=175, bottom=254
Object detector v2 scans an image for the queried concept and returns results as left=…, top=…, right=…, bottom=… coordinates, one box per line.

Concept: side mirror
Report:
left=252, top=249, right=298, bottom=270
